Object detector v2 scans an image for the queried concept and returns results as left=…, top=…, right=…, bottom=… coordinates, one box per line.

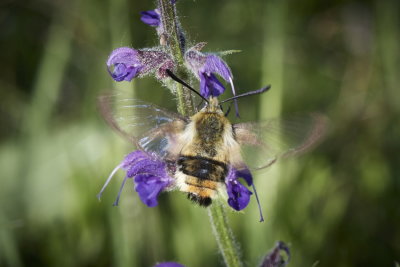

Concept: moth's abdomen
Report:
left=176, top=155, right=228, bottom=207
left=178, top=155, right=228, bottom=182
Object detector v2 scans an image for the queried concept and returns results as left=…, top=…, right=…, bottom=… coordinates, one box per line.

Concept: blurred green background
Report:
left=1, top=0, right=399, bottom=266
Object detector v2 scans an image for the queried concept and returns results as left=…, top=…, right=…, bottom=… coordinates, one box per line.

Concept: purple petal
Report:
left=235, top=167, right=253, bottom=186
left=199, top=72, right=225, bottom=97
left=121, top=151, right=148, bottom=169
left=228, top=166, right=263, bottom=221
left=126, top=159, right=165, bottom=178
left=227, top=180, right=252, bottom=211
left=107, top=47, right=141, bottom=68
left=107, top=47, right=143, bottom=82
left=134, top=174, right=170, bottom=207
left=202, top=54, right=232, bottom=82
left=140, top=10, right=160, bottom=27
left=225, top=166, right=254, bottom=211
left=185, top=48, right=233, bottom=97
left=120, top=151, right=174, bottom=207
left=110, top=64, right=141, bottom=81
left=154, top=262, right=185, bottom=267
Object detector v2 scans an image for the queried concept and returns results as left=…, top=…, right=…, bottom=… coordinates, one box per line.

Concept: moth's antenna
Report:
left=166, top=69, right=209, bottom=103
left=223, top=102, right=232, bottom=117
left=220, top=85, right=271, bottom=104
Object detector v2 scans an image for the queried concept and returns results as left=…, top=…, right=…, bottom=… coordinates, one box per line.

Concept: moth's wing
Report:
left=233, top=113, right=327, bottom=170
left=98, top=93, right=188, bottom=159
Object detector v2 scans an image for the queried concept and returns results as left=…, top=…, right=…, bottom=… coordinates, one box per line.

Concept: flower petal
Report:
left=107, top=47, right=142, bottom=81
left=121, top=151, right=148, bottom=169
left=126, top=159, right=165, bottom=178
left=107, top=47, right=141, bottom=68
left=185, top=48, right=233, bottom=98
left=227, top=180, right=252, bottom=211
left=118, top=151, right=174, bottom=207
left=140, top=10, right=161, bottom=27
left=111, top=64, right=142, bottom=81
left=225, top=166, right=255, bottom=211
left=134, top=174, right=170, bottom=207
left=235, top=167, right=253, bottom=186
left=199, top=73, right=225, bottom=97
left=202, top=54, right=232, bottom=82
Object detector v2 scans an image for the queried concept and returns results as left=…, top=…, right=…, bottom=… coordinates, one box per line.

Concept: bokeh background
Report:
left=1, top=0, right=399, bottom=266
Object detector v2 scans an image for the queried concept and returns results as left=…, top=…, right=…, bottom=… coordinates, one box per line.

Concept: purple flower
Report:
left=225, top=167, right=253, bottom=211
left=260, top=241, right=290, bottom=267
left=199, top=73, right=225, bottom=97
left=107, top=47, right=175, bottom=82
left=140, top=10, right=161, bottom=27
left=107, top=47, right=143, bottom=81
left=185, top=47, right=234, bottom=98
left=97, top=150, right=174, bottom=207
left=154, top=262, right=185, bottom=267
left=226, top=166, right=265, bottom=221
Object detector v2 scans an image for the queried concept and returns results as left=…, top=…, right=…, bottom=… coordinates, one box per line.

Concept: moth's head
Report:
left=202, top=97, right=223, bottom=114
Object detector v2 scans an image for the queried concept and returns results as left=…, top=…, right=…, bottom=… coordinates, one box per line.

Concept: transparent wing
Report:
left=233, top=113, right=327, bottom=170
left=98, top=93, right=188, bottom=159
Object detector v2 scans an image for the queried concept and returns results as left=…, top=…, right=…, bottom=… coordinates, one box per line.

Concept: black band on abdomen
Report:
left=178, top=155, right=228, bottom=182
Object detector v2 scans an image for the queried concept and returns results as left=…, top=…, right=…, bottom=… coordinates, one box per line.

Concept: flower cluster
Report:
left=106, top=5, right=236, bottom=99
left=101, top=3, right=261, bottom=216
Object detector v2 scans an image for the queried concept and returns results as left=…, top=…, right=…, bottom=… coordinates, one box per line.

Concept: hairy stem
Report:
left=159, top=2, right=243, bottom=266
left=159, top=0, right=194, bottom=115
left=208, top=203, right=243, bottom=267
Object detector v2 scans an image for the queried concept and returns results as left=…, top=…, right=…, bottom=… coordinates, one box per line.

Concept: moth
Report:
left=98, top=73, right=326, bottom=221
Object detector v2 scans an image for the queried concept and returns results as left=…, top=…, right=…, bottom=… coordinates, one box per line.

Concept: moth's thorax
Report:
left=175, top=97, right=242, bottom=164
left=187, top=110, right=231, bottom=158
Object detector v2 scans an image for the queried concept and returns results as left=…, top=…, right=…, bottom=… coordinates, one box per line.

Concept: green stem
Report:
left=159, top=2, right=243, bottom=266
left=158, top=0, right=194, bottom=115
left=208, top=203, right=243, bottom=267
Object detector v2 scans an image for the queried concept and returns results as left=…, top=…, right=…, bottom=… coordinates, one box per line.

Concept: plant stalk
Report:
left=158, top=0, right=194, bottom=116
left=158, top=1, right=243, bottom=266
left=208, top=203, right=243, bottom=267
